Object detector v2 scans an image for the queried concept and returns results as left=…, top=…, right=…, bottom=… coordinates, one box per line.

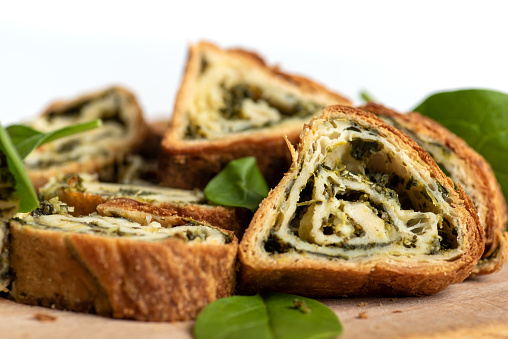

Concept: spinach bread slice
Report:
left=8, top=208, right=237, bottom=322
left=24, top=86, right=149, bottom=189
left=239, top=105, right=484, bottom=297
left=159, top=41, right=352, bottom=189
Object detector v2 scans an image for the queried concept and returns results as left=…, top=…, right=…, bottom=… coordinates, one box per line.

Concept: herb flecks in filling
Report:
left=185, top=58, right=326, bottom=140
left=13, top=213, right=232, bottom=244
left=264, top=118, right=462, bottom=261
left=24, top=90, right=131, bottom=170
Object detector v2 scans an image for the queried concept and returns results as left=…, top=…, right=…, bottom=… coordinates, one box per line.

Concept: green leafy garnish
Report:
left=0, top=124, right=38, bottom=213
left=7, top=120, right=102, bottom=159
left=204, top=157, right=269, bottom=212
left=0, top=119, right=101, bottom=213
left=193, top=293, right=343, bottom=339
left=360, top=90, right=376, bottom=103
left=413, top=89, right=508, bottom=203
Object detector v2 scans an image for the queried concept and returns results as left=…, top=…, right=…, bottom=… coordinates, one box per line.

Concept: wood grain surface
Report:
left=1, top=264, right=507, bottom=339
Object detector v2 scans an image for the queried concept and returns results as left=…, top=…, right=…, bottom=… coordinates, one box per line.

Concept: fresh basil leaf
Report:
left=7, top=119, right=102, bottom=159
left=203, top=157, right=269, bottom=212
left=193, top=293, right=342, bottom=339
left=413, top=89, right=508, bottom=203
left=0, top=124, right=38, bottom=213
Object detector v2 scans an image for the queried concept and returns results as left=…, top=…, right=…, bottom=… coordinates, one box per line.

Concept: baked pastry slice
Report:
left=239, top=105, right=484, bottom=297
left=360, top=102, right=508, bottom=275
left=159, top=41, right=352, bottom=189
left=40, top=174, right=247, bottom=236
left=24, top=86, right=149, bottom=189
left=8, top=207, right=238, bottom=322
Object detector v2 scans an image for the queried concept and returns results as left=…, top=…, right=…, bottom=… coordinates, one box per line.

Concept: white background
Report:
left=1, top=0, right=508, bottom=126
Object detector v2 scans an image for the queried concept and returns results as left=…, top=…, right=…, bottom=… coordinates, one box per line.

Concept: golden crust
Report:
left=159, top=41, right=352, bottom=189
left=8, top=220, right=238, bottom=322
left=27, top=86, right=149, bottom=190
left=238, top=105, right=484, bottom=297
left=159, top=130, right=299, bottom=189
left=96, top=197, right=191, bottom=227
left=96, top=197, right=246, bottom=237
left=50, top=175, right=248, bottom=237
left=360, top=102, right=508, bottom=275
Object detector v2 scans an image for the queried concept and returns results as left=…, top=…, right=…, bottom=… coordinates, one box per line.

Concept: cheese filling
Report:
left=40, top=174, right=206, bottom=205
left=264, top=119, right=463, bottom=261
left=185, top=53, right=325, bottom=139
left=13, top=213, right=232, bottom=244
left=379, top=116, right=484, bottom=232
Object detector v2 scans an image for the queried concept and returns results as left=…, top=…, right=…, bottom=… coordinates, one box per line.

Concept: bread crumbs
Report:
left=33, top=313, right=57, bottom=322
left=357, top=311, right=368, bottom=319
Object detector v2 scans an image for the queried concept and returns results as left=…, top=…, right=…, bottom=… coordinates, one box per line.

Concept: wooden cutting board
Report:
left=1, top=265, right=507, bottom=339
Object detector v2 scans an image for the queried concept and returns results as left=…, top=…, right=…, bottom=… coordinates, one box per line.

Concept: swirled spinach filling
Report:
left=264, top=118, right=463, bottom=260
left=12, top=213, right=232, bottom=244
left=184, top=54, right=326, bottom=139
left=24, top=89, right=135, bottom=170
left=379, top=115, right=483, bottom=235
left=40, top=174, right=206, bottom=205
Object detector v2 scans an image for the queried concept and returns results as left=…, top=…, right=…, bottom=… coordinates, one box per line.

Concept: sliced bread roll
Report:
left=360, top=102, right=508, bottom=275
left=8, top=209, right=238, bottom=322
left=25, top=86, right=149, bottom=189
left=159, top=41, right=352, bottom=189
left=40, top=174, right=248, bottom=237
left=239, top=105, right=484, bottom=297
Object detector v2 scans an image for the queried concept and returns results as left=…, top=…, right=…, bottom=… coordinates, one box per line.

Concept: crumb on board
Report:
left=33, top=313, right=57, bottom=322
left=392, top=310, right=402, bottom=314
left=357, top=311, right=368, bottom=319
left=390, top=298, right=398, bottom=301
left=358, top=302, right=367, bottom=306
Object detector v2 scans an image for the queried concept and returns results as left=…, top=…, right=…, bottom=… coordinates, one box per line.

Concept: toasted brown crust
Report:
left=96, top=197, right=246, bottom=237
left=238, top=105, right=484, bottom=297
left=96, top=198, right=190, bottom=227
left=51, top=175, right=248, bottom=237
left=9, top=221, right=238, bottom=322
left=360, top=102, right=508, bottom=275
left=159, top=130, right=299, bottom=189
left=159, top=41, right=352, bottom=189
left=27, top=86, right=149, bottom=190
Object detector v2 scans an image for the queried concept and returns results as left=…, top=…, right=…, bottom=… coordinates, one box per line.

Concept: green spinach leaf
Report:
left=413, top=89, right=508, bottom=204
left=193, top=293, right=343, bottom=339
left=360, top=90, right=376, bottom=103
left=203, top=157, right=269, bottom=212
left=0, top=124, right=38, bottom=213
left=7, top=119, right=102, bottom=159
